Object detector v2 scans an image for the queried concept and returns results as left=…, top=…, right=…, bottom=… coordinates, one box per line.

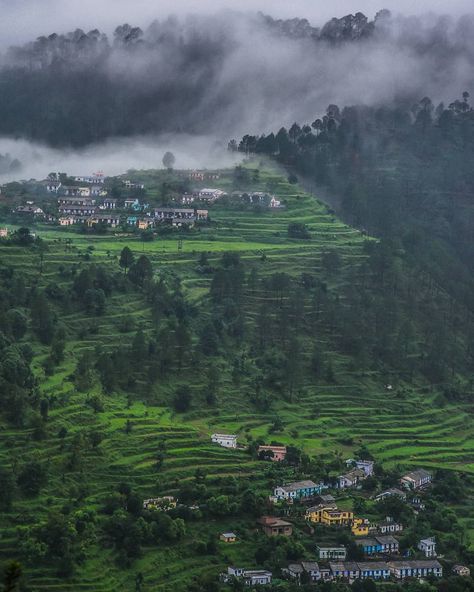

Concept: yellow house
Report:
left=351, top=517, right=370, bottom=536
left=306, top=506, right=354, bottom=526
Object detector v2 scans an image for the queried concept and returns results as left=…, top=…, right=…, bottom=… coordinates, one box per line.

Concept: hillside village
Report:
left=0, top=168, right=283, bottom=236
left=0, top=162, right=472, bottom=592
left=128, top=434, right=470, bottom=587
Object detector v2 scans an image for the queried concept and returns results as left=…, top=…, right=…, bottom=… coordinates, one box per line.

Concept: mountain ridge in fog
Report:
left=0, top=9, right=473, bottom=148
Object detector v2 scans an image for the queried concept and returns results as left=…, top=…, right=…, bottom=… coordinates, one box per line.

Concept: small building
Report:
left=198, top=188, right=225, bottom=202
left=317, top=546, right=347, bottom=560
left=123, top=179, right=144, bottom=189
left=124, top=198, right=141, bottom=210
left=357, top=562, right=390, bottom=580
left=211, top=434, right=237, bottom=448
left=410, top=496, right=426, bottom=512
left=356, top=538, right=382, bottom=556
left=64, top=186, right=91, bottom=197
left=346, top=459, right=374, bottom=477
left=220, top=532, right=237, bottom=543
left=0, top=227, right=9, bottom=237
left=58, top=216, right=74, bottom=226
left=452, top=565, right=470, bottom=577
left=352, top=518, right=370, bottom=536
left=400, top=469, right=432, bottom=490
left=319, top=567, right=333, bottom=581
left=301, top=562, right=321, bottom=582
left=356, top=535, right=399, bottom=556
left=74, top=173, right=106, bottom=184
left=101, top=198, right=117, bottom=210
left=378, top=517, right=403, bottom=534
left=274, top=480, right=323, bottom=500
left=223, top=567, right=272, bottom=586
left=87, top=215, right=120, bottom=228
left=284, top=562, right=321, bottom=583
left=338, top=468, right=367, bottom=489
left=329, top=562, right=360, bottom=581
left=376, top=535, right=399, bottom=554
left=388, top=560, right=442, bottom=579
left=16, top=205, right=45, bottom=217
left=284, top=563, right=304, bottom=581
left=418, top=537, right=436, bottom=557
left=143, top=496, right=176, bottom=511
left=138, top=218, right=153, bottom=230
left=257, top=445, right=287, bottom=462
left=258, top=516, right=293, bottom=537
left=195, top=209, right=209, bottom=220
left=374, top=488, right=407, bottom=502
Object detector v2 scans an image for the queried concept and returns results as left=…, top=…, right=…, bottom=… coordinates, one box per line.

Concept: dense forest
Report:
left=233, top=94, right=474, bottom=346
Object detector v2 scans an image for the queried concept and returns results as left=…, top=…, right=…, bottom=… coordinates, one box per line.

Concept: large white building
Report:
left=418, top=537, right=437, bottom=557
left=211, top=434, right=237, bottom=448
left=223, top=567, right=272, bottom=586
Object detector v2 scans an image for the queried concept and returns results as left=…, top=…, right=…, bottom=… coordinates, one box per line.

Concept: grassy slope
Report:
left=0, top=162, right=473, bottom=591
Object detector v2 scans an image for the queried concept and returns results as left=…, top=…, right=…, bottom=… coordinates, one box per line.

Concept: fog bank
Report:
left=0, top=135, right=239, bottom=182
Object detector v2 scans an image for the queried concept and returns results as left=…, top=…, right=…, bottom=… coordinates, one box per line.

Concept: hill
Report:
left=0, top=163, right=473, bottom=591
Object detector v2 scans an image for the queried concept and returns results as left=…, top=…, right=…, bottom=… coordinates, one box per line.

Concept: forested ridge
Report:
left=233, top=94, right=474, bottom=340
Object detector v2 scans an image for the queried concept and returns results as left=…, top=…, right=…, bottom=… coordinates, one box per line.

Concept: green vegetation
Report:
left=0, top=165, right=473, bottom=592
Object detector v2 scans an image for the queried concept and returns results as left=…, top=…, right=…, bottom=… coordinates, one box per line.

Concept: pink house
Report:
left=258, top=445, right=287, bottom=462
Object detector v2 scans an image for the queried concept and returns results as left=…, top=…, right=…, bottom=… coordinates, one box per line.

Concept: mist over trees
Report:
left=1, top=10, right=474, bottom=146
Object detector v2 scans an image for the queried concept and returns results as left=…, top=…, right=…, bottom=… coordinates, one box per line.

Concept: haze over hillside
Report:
left=0, top=6, right=474, bottom=159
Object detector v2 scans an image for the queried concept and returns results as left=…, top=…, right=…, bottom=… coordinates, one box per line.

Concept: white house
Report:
left=418, top=537, right=437, bottom=557
left=374, top=488, right=407, bottom=502
left=338, top=468, right=366, bottom=489
left=317, top=546, right=347, bottom=560
left=378, top=518, right=404, bottom=534
left=223, top=567, right=272, bottom=586
left=211, top=434, right=237, bottom=448
left=198, top=188, right=225, bottom=202
left=346, top=459, right=374, bottom=476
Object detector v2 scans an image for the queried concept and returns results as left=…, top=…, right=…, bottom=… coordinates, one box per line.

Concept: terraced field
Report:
left=0, top=163, right=472, bottom=591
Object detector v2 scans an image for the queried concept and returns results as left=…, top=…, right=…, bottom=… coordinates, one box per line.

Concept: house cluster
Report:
left=46, top=172, right=108, bottom=197
left=285, top=559, right=443, bottom=583
left=221, top=559, right=445, bottom=587
left=56, top=194, right=208, bottom=229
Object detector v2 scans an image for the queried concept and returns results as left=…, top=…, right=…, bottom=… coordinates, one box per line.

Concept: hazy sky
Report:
left=1, top=0, right=473, bottom=47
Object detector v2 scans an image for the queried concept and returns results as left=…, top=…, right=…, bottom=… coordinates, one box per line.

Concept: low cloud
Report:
left=0, top=134, right=238, bottom=182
